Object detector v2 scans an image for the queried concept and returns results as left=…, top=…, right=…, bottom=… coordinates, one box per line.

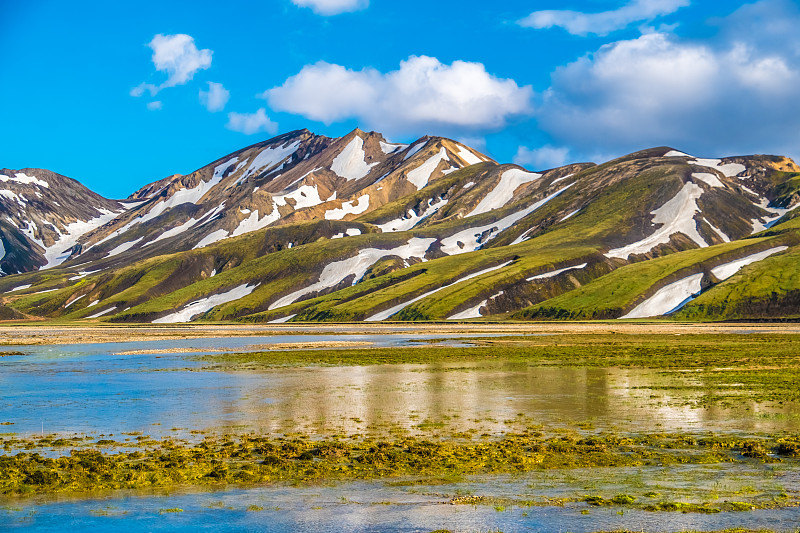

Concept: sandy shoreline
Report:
left=0, top=321, right=799, bottom=346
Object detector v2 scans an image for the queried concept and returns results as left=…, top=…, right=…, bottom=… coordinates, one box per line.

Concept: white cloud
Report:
left=291, top=0, right=368, bottom=16
left=132, top=34, right=212, bottom=97
left=535, top=2, right=800, bottom=160
left=264, top=55, right=532, bottom=136
left=146, top=101, right=163, bottom=111
left=519, top=0, right=689, bottom=36
left=226, top=108, right=278, bottom=135
left=199, top=82, right=230, bottom=112
left=514, top=145, right=570, bottom=170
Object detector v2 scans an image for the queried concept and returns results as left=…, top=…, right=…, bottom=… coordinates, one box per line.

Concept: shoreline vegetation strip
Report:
left=2, top=431, right=800, bottom=504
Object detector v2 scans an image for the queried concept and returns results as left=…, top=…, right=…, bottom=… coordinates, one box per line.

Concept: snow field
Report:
left=0, top=172, right=49, bottom=188
left=324, top=195, right=370, bottom=220
left=268, top=237, right=436, bottom=311
left=692, top=173, right=725, bottom=188
left=710, top=246, right=787, bottom=281
left=366, top=260, right=513, bottom=321
left=243, top=141, right=301, bottom=180
left=466, top=168, right=541, bottom=217
left=527, top=263, right=588, bottom=281
left=406, top=147, right=453, bottom=190
left=330, top=137, right=377, bottom=181
left=377, top=197, right=448, bottom=233
left=445, top=183, right=573, bottom=251
left=620, top=273, right=705, bottom=319
left=106, top=237, right=145, bottom=258
left=605, top=183, right=707, bottom=260
left=454, top=145, right=484, bottom=166
left=153, top=283, right=259, bottom=323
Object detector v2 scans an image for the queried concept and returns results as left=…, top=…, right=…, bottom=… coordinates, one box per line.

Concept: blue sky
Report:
left=2, top=0, right=800, bottom=197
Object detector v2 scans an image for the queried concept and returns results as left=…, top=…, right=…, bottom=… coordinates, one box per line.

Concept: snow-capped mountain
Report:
left=0, top=168, right=127, bottom=275
left=3, top=131, right=800, bottom=323
left=67, top=128, right=491, bottom=266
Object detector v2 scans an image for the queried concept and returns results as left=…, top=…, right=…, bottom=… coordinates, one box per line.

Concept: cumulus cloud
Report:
left=514, top=145, right=571, bottom=170
left=536, top=2, right=800, bottom=160
left=226, top=108, right=278, bottom=135
left=291, top=0, right=368, bottom=16
left=146, top=101, right=163, bottom=111
left=264, top=55, right=532, bottom=136
left=519, top=0, right=689, bottom=36
left=199, top=82, right=230, bottom=112
left=132, top=34, right=212, bottom=97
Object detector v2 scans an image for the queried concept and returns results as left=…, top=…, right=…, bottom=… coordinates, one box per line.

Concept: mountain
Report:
left=0, top=168, right=128, bottom=275
left=2, top=130, right=800, bottom=323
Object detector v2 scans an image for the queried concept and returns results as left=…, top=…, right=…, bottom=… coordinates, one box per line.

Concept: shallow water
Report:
left=1, top=339, right=799, bottom=438
left=4, top=466, right=800, bottom=532
left=3, top=333, right=800, bottom=532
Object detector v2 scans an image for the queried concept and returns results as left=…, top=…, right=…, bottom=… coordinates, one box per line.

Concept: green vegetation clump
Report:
left=1, top=431, right=796, bottom=498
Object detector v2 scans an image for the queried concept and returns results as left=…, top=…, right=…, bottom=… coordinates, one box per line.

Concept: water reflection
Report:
left=1, top=338, right=799, bottom=439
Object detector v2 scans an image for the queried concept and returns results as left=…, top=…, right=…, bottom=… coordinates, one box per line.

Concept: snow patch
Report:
left=527, top=263, right=587, bottom=281
left=620, top=273, right=705, bottom=319
left=377, top=197, right=448, bottom=233
left=551, top=173, right=574, bottom=185
left=366, top=260, right=513, bottom=321
left=455, top=145, right=484, bottom=166
left=406, top=147, right=450, bottom=190
left=711, top=246, right=788, bottom=281
left=345, top=228, right=361, bottom=236
left=0, top=190, right=26, bottom=206
left=703, top=218, right=730, bottom=243
left=330, top=137, right=377, bottom=181
left=663, top=150, right=691, bottom=158
left=64, top=294, right=85, bottom=308
left=87, top=307, right=116, bottom=319
left=213, top=156, right=239, bottom=179
left=692, top=173, right=725, bottom=188
left=273, top=184, right=324, bottom=210
left=379, top=141, right=405, bottom=154
left=145, top=217, right=201, bottom=246
left=7, top=284, right=31, bottom=292
left=467, top=168, right=541, bottom=217
left=243, top=141, right=301, bottom=180
left=230, top=207, right=281, bottom=238
left=193, top=229, right=229, bottom=249
left=0, top=172, right=49, bottom=188
left=447, top=300, right=488, bottom=320
left=605, top=183, right=707, bottom=260
left=691, top=158, right=746, bottom=178
left=560, top=209, right=581, bottom=222
left=153, top=283, right=259, bottom=323
left=269, top=314, right=297, bottom=323
left=41, top=209, right=122, bottom=268
left=444, top=184, right=574, bottom=251
left=403, top=141, right=426, bottom=161
left=107, top=237, right=144, bottom=257
left=268, top=238, right=435, bottom=311
left=324, top=195, right=370, bottom=220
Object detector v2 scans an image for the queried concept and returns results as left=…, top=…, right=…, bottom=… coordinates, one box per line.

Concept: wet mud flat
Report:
left=1, top=321, right=799, bottom=346
left=3, top=329, right=800, bottom=531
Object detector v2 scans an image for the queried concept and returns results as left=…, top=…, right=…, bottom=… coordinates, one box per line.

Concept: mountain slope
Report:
left=2, top=132, right=800, bottom=323
left=0, top=168, right=127, bottom=275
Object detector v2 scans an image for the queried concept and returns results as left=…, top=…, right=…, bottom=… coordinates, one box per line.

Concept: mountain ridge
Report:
left=2, top=128, right=800, bottom=323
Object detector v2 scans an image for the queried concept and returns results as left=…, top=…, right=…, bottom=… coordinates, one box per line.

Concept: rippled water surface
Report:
left=2, top=332, right=800, bottom=532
